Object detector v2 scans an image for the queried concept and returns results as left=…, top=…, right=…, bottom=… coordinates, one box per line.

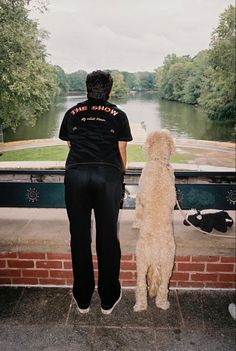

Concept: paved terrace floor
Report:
left=0, top=287, right=235, bottom=351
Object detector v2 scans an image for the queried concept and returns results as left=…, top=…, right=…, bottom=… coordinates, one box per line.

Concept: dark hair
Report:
left=86, top=70, right=113, bottom=100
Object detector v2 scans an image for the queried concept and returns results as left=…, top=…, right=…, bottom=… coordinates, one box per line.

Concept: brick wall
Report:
left=0, top=252, right=235, bottom=289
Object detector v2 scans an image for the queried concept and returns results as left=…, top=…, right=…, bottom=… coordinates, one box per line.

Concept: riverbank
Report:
left=0, top=137, right=235, bottom=168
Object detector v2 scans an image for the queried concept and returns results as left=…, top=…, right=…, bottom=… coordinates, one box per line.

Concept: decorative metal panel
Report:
left=0, top=181, right=235, bottom=210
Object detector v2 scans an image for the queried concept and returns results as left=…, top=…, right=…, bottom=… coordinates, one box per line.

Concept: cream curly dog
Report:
left=133, top=129, right=176, bottom=312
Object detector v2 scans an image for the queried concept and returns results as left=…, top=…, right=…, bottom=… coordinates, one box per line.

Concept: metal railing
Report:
left=0, top=170, right=235, bottom=210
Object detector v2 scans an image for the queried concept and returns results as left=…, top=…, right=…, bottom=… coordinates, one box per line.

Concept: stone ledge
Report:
left=0, top=161, right=234, bottom=171
left=0, top=208, right=235, bottom=257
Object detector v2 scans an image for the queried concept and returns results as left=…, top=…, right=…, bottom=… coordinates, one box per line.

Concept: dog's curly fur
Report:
left=133, top=130, right=176, bottom=312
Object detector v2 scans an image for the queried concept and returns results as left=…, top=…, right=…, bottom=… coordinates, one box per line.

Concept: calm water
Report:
left=4, top=92, right=235, bottom=142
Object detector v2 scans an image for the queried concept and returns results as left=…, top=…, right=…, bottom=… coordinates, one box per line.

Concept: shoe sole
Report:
left=228, top=303, right=236, bottom=321
left=72, top=296, right=90, bottom=314
left=101, top=290, right=122, bottom=315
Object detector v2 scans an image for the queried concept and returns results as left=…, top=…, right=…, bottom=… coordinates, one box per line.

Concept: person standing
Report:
left=59, top=70, right=132, bottom=314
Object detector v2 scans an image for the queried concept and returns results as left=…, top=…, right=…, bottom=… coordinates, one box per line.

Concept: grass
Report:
left=0, top=144, right=194, bottom=164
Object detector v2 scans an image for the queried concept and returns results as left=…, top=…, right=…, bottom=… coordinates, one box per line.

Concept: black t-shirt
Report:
left=59, top=98, right=133, bottom=170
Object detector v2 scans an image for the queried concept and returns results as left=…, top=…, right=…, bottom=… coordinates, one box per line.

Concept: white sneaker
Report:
left=228, top=303, right=236, bottom=321
left=72, top=296, right=90, bottom=314
left=101, top=290, right=122, bottom=315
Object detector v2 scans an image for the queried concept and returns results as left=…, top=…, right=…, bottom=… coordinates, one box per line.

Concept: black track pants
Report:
left=64, top=165, right=122, bottom=307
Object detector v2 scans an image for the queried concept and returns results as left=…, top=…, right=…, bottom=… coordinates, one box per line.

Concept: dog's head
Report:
left=144, top=129, right=175, bottom=161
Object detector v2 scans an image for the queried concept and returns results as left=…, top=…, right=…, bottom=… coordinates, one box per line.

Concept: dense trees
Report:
left=198, top=5, right=235, bottom=121
left=156, top=52, right=209, bottom=105
left=0, top=0, right=57, bottom=131
left=156, top=5, right=235, bottom=121
left=54, top=65, right=69, bottom=96
left=63, top=69, right=156, bottom=96
left=66, top=70, right=87, bottom=92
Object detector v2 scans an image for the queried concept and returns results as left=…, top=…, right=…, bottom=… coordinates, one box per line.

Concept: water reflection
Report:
left=4, top=92, right=235, bottom=142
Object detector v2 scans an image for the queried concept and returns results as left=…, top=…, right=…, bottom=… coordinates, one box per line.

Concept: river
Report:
left=4, top=92, right=235, bottom=142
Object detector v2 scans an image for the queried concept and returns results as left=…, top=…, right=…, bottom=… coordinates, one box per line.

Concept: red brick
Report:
left=0, top=260, right=6, bottom=268
left=205, top=282, right=234, bottom=289
left=177, top=281, right=204, bottom=288
left=12, top=278, right=38, bottom=285
left=173, top=264, right=177, bottom=272
left=47, top=253, right=71, bottom=260
left=171, top=272, right=189, bottom=281
left=119, top=272, right=134, bottom=279
left=169, top=281, right=177, bottom=287
left=221, top=257, right=236, bottom=263
left=0, top=253, right=17, bottom=258
left=191, top=256, right=220, bottom=262
left=121, top=280, right=136, bottom=287
left=22, top=269, right=48, bottom=278
left=0, top=269, right=21, bottom=277
left=207, top=264, right=234, bottom=273
left=36, top=261, right=62, bottom=269
left=0, top=278, right=12, bottom=284
left=121, top=255, right=134, bottom=261
left=66, top=279, right=73, bottom=285
left=178, top=263, right=205, bottom=272
left=175, top=256, right=191, bottom=262
left=50, top=270, right=73, bottom=278
left=191, top=273, right=218, bottom=281
left=93, top=261, right=98, bottom=269
left=219, top=274, right=236, bottom=282
left=18, top=252, right=45, bottom=259
left=8, top=260, right=34, bottom=268
left=94, top=271, right=98, bottom=279
left=64, top=261, right=72, bottom=270
left=92, top=256, right=97, bottom=262
left=39, top=279, right=66, bottom=286
left=120, top=262, right=136, bottom=270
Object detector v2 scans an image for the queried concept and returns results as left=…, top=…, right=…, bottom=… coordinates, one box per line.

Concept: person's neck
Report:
left=87, top=97, right=108, bottom=104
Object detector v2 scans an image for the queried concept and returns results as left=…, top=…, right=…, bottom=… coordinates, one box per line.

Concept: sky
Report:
left=30, top=0, right=234, bottom=73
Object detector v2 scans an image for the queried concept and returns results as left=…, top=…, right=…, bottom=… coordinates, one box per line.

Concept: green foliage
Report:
left=54, top=65, right=69, bottom=96
left=111, top=70, right=128, bottom=97
left=66, top=70, right=87, bottom=91
left=198, top=5, right=236, bottom=121
left=130, top=72, right=156, bottom=91
left=122, top=71, right=136, bottom=90
left=155, top=5, right=236, bottom=121
left=64, top=69, right=156, bottom=96
left=0, top=0, right=57, bottom=131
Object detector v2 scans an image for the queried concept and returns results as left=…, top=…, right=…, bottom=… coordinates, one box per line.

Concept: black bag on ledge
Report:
left=183, top=210, right=234, bottom=233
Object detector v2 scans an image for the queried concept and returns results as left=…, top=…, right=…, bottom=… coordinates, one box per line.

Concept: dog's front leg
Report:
left=134, top=252, right=148, bottom=312
left=133, top=193, right=143, bottom=229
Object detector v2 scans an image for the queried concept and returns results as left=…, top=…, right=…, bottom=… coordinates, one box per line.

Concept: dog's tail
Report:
left=147, top=265, right=160, bottom=298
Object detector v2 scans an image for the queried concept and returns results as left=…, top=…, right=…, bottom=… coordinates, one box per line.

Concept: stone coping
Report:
left=0, top=161, right=234, bottom=172
left=0, top=208, right=235, bottom=257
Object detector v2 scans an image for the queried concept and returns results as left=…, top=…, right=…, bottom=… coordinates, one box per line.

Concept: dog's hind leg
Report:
left=134, top=252, right=148, bottom=312
left=155, top=268, right=172, bottom=310
left=147, top=264, right=160, bottom=298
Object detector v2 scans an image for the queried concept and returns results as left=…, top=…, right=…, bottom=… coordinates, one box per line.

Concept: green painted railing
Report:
left=0, top=170, right=235, bottom=210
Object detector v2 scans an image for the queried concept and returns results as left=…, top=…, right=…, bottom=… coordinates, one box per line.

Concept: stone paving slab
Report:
left=0, top=287, right=235, bottom=351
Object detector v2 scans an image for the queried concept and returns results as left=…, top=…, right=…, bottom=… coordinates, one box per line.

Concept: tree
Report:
left=156, top=54, right=192, bottom=101
left=0, top=0, right=57, bottom=131
left=122, top=71, right=136, bottom=91
left=135, top=72, right=156, bottom=91
left=198, top=5, right=236, bottom=121
left=111, top=71, right=128, bottom=97
left=54, top=65, right=69, bottom=96
left=183, top=50, right=209, bottom=104
left=66, top=70, right=87, bottom=91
